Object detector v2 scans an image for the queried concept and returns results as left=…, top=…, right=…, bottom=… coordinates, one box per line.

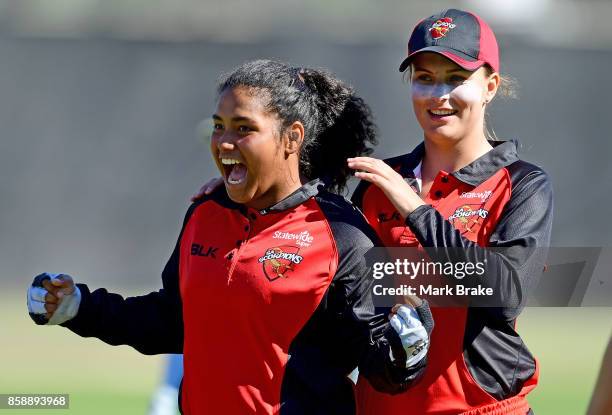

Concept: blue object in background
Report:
left=148, top=354, right=184, bottom=415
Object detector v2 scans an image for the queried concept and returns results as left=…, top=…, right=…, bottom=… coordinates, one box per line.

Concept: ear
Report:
left=284, top=121, right=304, bottom=156
left=484, top=72, right=500, bottom=104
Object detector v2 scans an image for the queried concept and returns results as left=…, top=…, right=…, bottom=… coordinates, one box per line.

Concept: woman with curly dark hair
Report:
left=27, top=59, right=433, bottom=415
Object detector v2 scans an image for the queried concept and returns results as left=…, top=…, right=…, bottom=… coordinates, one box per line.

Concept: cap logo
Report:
left=429, top=17, right=456, bottom=39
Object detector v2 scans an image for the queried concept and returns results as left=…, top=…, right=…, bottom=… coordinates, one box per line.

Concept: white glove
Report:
left=389, top=304, right=429, bottom=367
left=27, top=273, right=81, bottom=325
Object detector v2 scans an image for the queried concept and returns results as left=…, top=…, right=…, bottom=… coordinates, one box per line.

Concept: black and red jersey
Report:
left=352, top=140, right=553, bottom=415
left=62, top=179, right=430, bottom=415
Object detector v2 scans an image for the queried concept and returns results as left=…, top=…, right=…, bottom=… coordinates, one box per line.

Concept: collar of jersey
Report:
left=393, top=140, right=520, bottom=187
left=206, top=178, right=326, bottom=217
left=259, top=178, right=326, bottom=215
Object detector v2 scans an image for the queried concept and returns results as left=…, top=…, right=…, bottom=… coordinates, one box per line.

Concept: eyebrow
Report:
left=412, top=66, right=467, bottom=74
left=212, top=114, right=256, bottom=123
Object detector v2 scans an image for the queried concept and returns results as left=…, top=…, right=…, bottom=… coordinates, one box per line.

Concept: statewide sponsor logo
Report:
left=272, top=230, right=314, bottom=248
left=429, top=17, right=456, bottom=39
left=258, top=246, right=303, bottom=281
left=191, top=243, right=219, bottom=258
left=459, top=190, right=493, bottom=202
left=448, top=205, right=489, bottom=235
left=378, top=211, right=402, bottom=223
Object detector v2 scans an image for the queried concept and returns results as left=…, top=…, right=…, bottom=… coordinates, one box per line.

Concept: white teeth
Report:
left=430, top=109, right=456, bottom=115
left=221, top=158, right=242, bottom=165
left=221, top=157, right=246, bottom=185
left=228, top=177, right=245, bottom=185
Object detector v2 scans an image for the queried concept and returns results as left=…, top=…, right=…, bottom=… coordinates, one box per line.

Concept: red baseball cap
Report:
left=399, top=9, right=499, bottom=73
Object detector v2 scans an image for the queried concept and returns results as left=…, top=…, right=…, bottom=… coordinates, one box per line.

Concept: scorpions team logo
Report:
left=258, top=245, right=303, bottom=281
left=448, top=205, right=488, bottom=235
left=429, top=17, right=456, bottom=39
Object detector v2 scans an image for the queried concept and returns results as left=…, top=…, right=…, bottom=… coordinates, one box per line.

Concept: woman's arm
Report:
left=28, top=202, right=201, bottom=355
left=348, top=271, right=434, bottom=394
left=404, top=168, right=552, bottom=320
left=317, top=195, right=434, bottom=394
left=349, top=157, right=553, bottom=321
left=59, top=243, right=184, bottom=355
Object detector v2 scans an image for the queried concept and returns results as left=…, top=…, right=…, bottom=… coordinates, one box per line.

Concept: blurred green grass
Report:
left=1, top=291, right=162, bottom=415
left=519, top=307, right=611, bottom=414
left=1, top=292, right=610, bottom=414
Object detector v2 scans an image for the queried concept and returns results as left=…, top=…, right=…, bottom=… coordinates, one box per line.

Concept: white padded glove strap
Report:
left=27, top=287, right=49, bottom=314
left=389, top=305, right=429, bottom=367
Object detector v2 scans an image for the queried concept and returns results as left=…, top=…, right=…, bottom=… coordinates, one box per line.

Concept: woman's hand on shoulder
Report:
left=347, top=157, right=425, bottom=218
left=191, top=177, right=224, bottom=202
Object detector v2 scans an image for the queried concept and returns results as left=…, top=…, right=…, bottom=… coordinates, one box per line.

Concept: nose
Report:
left=430, top=83, right=453, bottom=101
left=214, top=132, right=236, bottom=151
left=218, top=140, right=234, bottom=151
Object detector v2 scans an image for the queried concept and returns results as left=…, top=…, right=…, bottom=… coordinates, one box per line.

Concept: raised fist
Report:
left=27, top=273, right=81, bottom=325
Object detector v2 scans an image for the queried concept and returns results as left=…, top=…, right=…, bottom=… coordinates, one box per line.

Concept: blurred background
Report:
left=1, top=0, right=611, bottom=413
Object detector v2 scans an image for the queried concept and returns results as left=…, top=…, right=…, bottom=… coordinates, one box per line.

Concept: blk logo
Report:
left=191, top=243, right=218, bottom=258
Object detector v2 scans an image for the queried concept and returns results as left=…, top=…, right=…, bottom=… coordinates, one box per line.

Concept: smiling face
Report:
left=409, top=53, right=499, bottom=144
left=210, top=86, right=301, bottom=209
